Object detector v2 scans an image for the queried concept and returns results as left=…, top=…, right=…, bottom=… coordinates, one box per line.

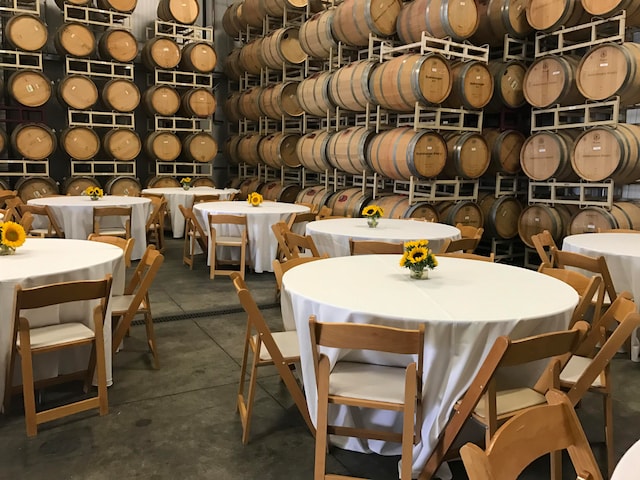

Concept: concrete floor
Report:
left=1, top=238, right=639, bottom=479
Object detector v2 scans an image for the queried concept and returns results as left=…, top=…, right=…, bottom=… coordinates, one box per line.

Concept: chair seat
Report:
left=17, top=323, right=95, bottom=350
left=111, top=294, right=148, bottom=315
left=473, top=388, right=547, bottom=419
left=99, top=228, right=127, bottom=236
left=329, top=361, right=408, bottom=404
left=560, top=355, right=604, bottom=388
left=255, top=331, right=300, bottom=361
left=217, top=236, right=243, bottom=245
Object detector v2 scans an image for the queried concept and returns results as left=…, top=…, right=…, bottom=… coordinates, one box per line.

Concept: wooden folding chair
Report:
left=271, top=221, right=294, bottom=262
left=349, top=239, right=404, bottom=255
left=111, top=246, right=164, bottom=369
left=18, top=204, right=65, bottom=238
left=287, top=211, right=317, bottom=231
left=316, top=205, right=333, bottom=219
left=145, top=196, right=167, bottom=252
left=0, top=189, right=17, bottom=207
left=88, top=234, right=135, bottom=268
left=455, top=223, right=484, bottom=240
left=272, top=256, right=328, bottom=294
left=460, top=389, right=603, bottom=480
left=531, top=229, right=558, bottom=267
left=284, top=231, right=321, bottom=258
left=418, top=321, right=589, bottom=480
left=309, top=316, right=425, bottom=480
left=208, top=213, right=247, bottom=280
left=295, top=201, right=319, bottom=214
left=19, top=211, right=34, bottom=234
left=559, top=293, right=639, bottom=477
left=231, top=272, right=314, bottom=444
left=439, top=237, right=481, bottom=254
left=5, top=196, right=24, bottom=222
left=178, top=204, right=207, bottom=269
left=539, top=266, right=602, bottom=327
left=93, top=206, right=132, bottom=239
left=193, top=194, right=220, bottom=204
left=4, top=276, right=113, bottom=437
left=438, top=251, right=495, bottom=262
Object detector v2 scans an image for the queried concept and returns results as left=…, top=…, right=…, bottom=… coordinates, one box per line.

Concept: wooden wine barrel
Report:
left=524, top=55, right=584, bottom=108
left=485, top=59, right=527, bottom=112
left=180, top=41, right=217, bottom=73
left=237, top=134, right=264, bottom=166
left=259, top=181, right=302, bottom=203
left=369, top=53, right=452, bottom=112
left=326, top=127, right=375, bottom=175
left=471, top=0, right=532, bottom=47
left=572, top=124, right=640, bottom=183
left=483, top=128, right=524, bottom=175
left=238, top=87, right=264, bottom=121
left=98, top=28, right=138, bottom=62
left=15, top=176, right=59, bottom=202
left=525, top=0, right=590, bottom=32
left=0, top=128, right=8, bottom=156
left=57, top=75, right=98, bottom=110
left=258, top=132, right=300, bottom=169
left=60, top=126, right=100, bottom=160
left=518, top=204, right=576, bottom=247
left=239, top=0, right=266, bottom=28
left=374, top=195, right=440, bottom=221
left=438, top=201, right=484, bottom=228
left=181, top=88, right=216, bottom=118
left=8, top=70, right=51, bottom=108
left=141, top=37, right=181, bottom=70
left=568, top=203, right=640, bottom=234
left=443, top=60, right=494, bottom=110
left=261, top=0, right=307, bottom=17
left=102, top=78, right=140, bottom=112
left=222, top=91, right=242, bottom=123
left=299, top=9, right=337, bottom=59
left=477, top=192, right=522, bottom=239
left=327, top=187, right=374, bottom=217
left=581, top=0, right=640, bottom=25
left=63, top=176, right=101, bottom=196
left=183, top=132, right=218, bottom=163
left=11, top=123, right=57, bottom=160
left=103, top=128, right=141, bottom=161
left=157, top=0, right=200, bottom=25
left=55, top=0, right=91, bottom=8
left=259, top=82, right=304, bottom=119
left=520, top=130, right=579, bottom=181
left=105, top=176, right=142, bottom=196
left=333, top=0, right=402, bottom=46
left=296, top=72, right=334, bottom=117
left=260, top=27, right=307, bottom=69
left=225, top=49, right=244, bottom=81
left=296, top=185, right=333, bottom=210
left=144, top=131, right=182, bottom=162
left=329, top=60, right=375, bottom=112
left=6, top=14, right=48, bottom=52
left=577, top=43, right=640, bottom=105
left=193, top=177, right=216, bottom=188
left=54, top=22, right=95, bottom=57
left=442, top=132, right=490, bottom=179
left=368, top=127, right=447, bottom=180
left=238, top=177, right=265, bottom=200
left=224, top=135, right=243, bottom=165
left=397, top=0, right=479, bottom=44
left=142, top=85, right=181, bottom=116
left=222, top=2, right=246, bottom=37
left=296, top=130, right=333, bottom=173
left=239, top=38, right=265, bottom=75
left=147, top=176, right=180, bottom=188
left=97, top=0, right=137, bottom=13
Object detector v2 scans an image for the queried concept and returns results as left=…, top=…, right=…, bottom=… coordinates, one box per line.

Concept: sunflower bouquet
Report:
left=84, top=186, right=104, bottom=200
left=180, top=177, right=192, bottom=190
left=400, top=240, right=438, bottom=279
left=362, top=205, right=383, bottom=228
left=247, top=191, right=263, bottom=207
left=0, top=220, right=27, bottom=255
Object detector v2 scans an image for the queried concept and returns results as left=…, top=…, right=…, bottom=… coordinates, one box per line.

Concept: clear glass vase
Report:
left=0, top=244, right=16, bottom=255
left=409, top=267, right=428, bottom=279
left=367, top=217, right=379, bottom=228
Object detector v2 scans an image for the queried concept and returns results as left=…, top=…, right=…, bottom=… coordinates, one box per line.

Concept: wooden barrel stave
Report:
left=478, top=192, right=522, bottom=239
left=8, top=70, right=51, bottom=108
left=98, top=28, right=138, bottom=62
left=103, top=128, right=141, bottom=161
left=296, top=130, right=333, bottom=172
left=520, top=130, right=579, bottom=181
left=180, top=41, right=217, bottom=73
left=144, top=131, right=182, bottom=162
left=299, top=9, right=337, bottom=59
left=483, top=128, right=525, bottom=175
left=442, top=132, right=490, bottom=179
left=183, top=132, right=218, bottom=163
left=327, top=187, right=374, bottom=217
left=6, top=14, right=48, bottom=52
left=142, top=85, right=181, bottom=116
left=438, top=200, right=484, bottom=228
left=326, top=127, right=375, bottom=175
left=258, top=132, right=301, bottom=169
left=181, top=88, right=216, bottom=118
left=11, top=123, right=57, bottom=160
left=328, top=60, right=375, bottom=112
left=60, top=126, right=100, bottom=160
left=297, top=72, right=334, bottom=117
left=259, top=82, right=303, bottom=119
left=102, top=78, right=140, bottom=112
left=157, top=0, right=200, bottom=25
left=57, top=75, right=98, bottom=110
left=142, top=37, right=181, bottom=70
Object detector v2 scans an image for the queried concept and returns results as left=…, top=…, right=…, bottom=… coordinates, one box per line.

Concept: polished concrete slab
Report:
left=1, top=238, right=639, bottom=479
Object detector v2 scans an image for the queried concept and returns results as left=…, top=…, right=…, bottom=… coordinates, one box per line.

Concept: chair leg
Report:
left=236, top=328, right=252, bottom=414
left=240, top=350, right=260, bottom=445
left=240, top=243, right=246, bottom=280
left=315, top=357, right=330, bottom=480
left=18, top=343, right=37, bottom=437
left=604, top=392, right=614, bottom=478
left=93, top=328, right=109, bottom=416
left=550, top=450, right=562, bottom=480
left=84, top=344, right=97, bottom=393
left=401, top=365, right=417, bottom=480
left=209, top=243, right=216, bottom=280
left=143, top=311, right=160, bottom=369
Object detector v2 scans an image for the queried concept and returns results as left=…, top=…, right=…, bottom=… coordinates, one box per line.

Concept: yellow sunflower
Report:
left=399, top=251, right=409, bottom=266
left=1, top=221, right=26, bottom=248
left=248, top=192, right=263, bottom=206
left=362, top=206, right=376, bottom=216
left=84, top=186, right=95, bottom=196
left=408, top=247, right=428, bottom=264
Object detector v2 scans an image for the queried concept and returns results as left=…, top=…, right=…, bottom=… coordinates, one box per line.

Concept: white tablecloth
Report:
left=193, top=201, right=310, bottom=273
left=612, top=438, right=640, bottom=480
left=0, top=238, right=125, bottom=409
left=563, top=233, right=640, bottom=361
left=28, top=196, right=152, bottom=260
left=281, top=255, right=578, bottom=477
left=141, top=187, right=239, bottom=238
left=306, top=218, right=461, bottom=257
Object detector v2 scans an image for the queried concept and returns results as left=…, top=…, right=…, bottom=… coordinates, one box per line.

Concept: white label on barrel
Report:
left=465, top=215, right=469, bottom=220
left=535, top=217, right=540, bottom=222
left=26, top=84, right=34, bottom=93
left=552, top=71, right=560, bottom=75
left=593, top=146, right=601, bottom=151
left=471, top=147, right=476, bottom=151
left=427, top=146, right=432, bottom=150
left=588, top=224, right=595, bottom=229
left=600, top=63, right=608, bottom=67
left=538, top=148, right=546, bottom=153
left=431, top=68, right=437, bottom=72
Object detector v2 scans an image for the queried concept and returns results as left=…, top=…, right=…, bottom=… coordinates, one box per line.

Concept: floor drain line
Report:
left=131, top=302, right=281, bottom=326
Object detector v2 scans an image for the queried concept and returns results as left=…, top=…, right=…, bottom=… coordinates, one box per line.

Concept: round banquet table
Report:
left=141, top=187, right=239, bottom=238
left=0, top=238, right=125, bottom=410
left=306, top=218, right=461, bottom=257
left=280, top=255, right=579, bottom=477
left=28, top=195, right=152, bottom=260
left=193, top=201, right=310, bottom=273
left=562, top=233, right=640, bottom=361
left=612, top=438, right=640, bottom=480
